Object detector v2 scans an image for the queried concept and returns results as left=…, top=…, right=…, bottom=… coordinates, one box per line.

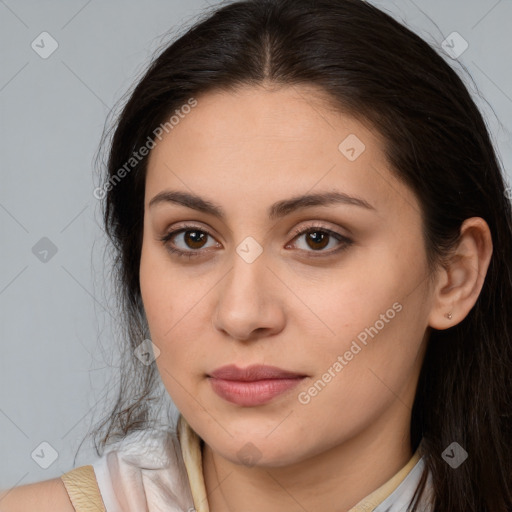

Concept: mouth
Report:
left=207, top=364, right=307, bottom=406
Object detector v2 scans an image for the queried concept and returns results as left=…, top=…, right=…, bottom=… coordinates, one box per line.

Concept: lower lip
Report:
left=208, top=377, right=305, bottom=406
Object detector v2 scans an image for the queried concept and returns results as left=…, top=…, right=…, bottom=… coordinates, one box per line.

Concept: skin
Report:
left=0, top=479, right=75, bottom=512
left=139, top=84, right=493, bottom=512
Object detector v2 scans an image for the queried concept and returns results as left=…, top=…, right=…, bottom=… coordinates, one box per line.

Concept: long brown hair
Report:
left=88, top=1, right=512, bottom=510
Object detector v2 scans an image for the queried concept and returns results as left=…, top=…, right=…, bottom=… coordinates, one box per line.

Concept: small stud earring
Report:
left=445, top=312, right=453, bottom=319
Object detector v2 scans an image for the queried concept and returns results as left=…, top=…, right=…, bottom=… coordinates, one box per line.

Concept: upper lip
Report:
left=208, top=364, right=306, bottom=381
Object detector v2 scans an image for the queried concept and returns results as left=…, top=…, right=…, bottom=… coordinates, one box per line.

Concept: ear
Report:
left=428, top=217, right=493, bottom=330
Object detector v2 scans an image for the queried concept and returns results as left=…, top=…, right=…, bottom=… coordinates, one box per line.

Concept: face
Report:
left=140, top=85, right=433, bottom=468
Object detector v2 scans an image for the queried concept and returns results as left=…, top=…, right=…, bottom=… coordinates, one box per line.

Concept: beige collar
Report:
left=177, top=414, right=422, bottom=512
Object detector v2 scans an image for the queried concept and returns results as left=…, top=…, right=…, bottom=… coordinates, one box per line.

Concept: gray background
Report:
left=1, top=0, right=511, bottom=490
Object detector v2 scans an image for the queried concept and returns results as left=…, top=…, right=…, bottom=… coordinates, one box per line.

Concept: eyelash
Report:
left=158, top=223, right=353, bottom=260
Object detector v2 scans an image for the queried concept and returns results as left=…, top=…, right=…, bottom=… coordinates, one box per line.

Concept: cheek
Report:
left=292, top=243, right=428, bottom=392
left=140, top=238, right=188, bottom=335
left=139, top=242, right=183, bottom=372
left=139, top=251, right=167, bottom=334
left=292, top=301, right=424, bottom=445
left=288, top=253, right=406, bottom=353
left=139, top=242, right=208, bottom=379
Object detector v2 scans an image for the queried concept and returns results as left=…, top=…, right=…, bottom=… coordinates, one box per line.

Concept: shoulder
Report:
left=0, top=477, right=75, bottom=512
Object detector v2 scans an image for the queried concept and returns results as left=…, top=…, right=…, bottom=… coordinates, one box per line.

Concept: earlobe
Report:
left=428, top=217, right=493, bottom=330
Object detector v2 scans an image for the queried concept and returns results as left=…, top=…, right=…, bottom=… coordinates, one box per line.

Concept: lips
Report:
left=207, top=364, right=307, bottom=406
left=208, top=364, right=306, bottom=381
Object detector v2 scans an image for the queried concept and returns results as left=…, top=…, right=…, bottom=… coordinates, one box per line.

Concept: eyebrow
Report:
left=148, top=189, right=375, bottom=220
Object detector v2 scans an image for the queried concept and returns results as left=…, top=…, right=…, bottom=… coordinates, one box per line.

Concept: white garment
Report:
left=373, top=458, right=433, bottom=512
left=91, top=419, right=434, bottom=512
left=92, top=428, right=195, bottom=512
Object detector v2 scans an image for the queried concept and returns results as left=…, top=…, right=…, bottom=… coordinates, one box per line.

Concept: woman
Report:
left=1, top=0, right=511, bottom=510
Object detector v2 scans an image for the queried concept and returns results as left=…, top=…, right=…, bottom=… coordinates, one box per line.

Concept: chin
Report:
left=211, top=434, right=307, bottom=469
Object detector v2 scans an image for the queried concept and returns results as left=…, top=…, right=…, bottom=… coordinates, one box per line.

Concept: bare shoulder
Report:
left=0, top=477, right=75, bottom=512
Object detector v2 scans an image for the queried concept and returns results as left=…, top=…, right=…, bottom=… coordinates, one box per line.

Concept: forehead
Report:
left=144, top=85, right=418, bottom=220
left=149, top=84, right=382, bottom=158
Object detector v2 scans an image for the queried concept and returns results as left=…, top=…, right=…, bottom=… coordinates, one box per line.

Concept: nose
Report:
left=211, top=248, right=286, bottom=342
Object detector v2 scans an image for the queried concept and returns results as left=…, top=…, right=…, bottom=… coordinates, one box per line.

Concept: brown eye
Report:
left=159, top=225, right=220, bottom=259
left=182, top=230, right=208, bottom=249
left=289, top=226, right=352, bottom=255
